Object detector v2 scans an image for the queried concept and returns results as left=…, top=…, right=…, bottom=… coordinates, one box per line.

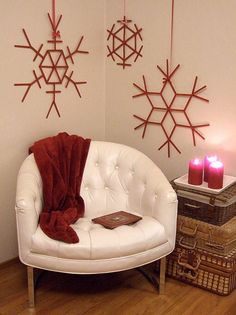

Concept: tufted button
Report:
left=154, top=193, right=158, bottom=199
left=105, top=186, right=109, bottom=190
left=95, top=162, right=99, bottom=167
left=115, top=165, right=119, bottom=170
left=85, top=186, right=89, bottom=191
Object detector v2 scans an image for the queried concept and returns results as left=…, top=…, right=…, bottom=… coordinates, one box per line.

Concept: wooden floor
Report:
left=0, top=259, right=235, bottom=315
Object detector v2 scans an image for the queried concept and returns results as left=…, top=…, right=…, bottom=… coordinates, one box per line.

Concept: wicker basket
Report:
left=171, top=181, right=236, bottom=226
left=177, top=215, right=236, bottom=256
left=166, top=246, right=236, bottom=296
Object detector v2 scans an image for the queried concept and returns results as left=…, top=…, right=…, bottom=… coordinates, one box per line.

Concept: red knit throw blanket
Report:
left=29, top=133, right=91, bottom=243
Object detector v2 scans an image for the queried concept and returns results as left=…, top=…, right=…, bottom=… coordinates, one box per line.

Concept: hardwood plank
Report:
left=0, top=260, right=235, bottom=315
left=0, top=256, right=19, bottom=269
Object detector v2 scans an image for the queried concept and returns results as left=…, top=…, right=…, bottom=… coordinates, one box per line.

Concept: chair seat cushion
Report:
left=31, top=214, right=168, bottom=260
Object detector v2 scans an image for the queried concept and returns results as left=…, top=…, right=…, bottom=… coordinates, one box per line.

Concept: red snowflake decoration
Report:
left=14, top=1, right=88, bottom=118
left=107, top=16, right=143, bottom=69
left=133, top=60, right=209, bottom=157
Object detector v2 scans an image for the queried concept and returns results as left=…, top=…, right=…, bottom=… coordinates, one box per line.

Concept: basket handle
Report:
left=178, top=236, right=197, bottom=250
left=177, top=266, right=198, bottom=280
left=179, top=221, right=198, bottom=237
left=184, top=203, right=201, bottom=210
left=177, top=252, right=201, bottom=271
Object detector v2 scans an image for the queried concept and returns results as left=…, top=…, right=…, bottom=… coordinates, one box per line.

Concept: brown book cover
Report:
left=92, top=211, right=142, bottom=229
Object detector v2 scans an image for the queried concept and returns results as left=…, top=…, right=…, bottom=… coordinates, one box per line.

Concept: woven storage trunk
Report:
left=166, top=246, right=236, bottom=296
left=172, top=181, right=236, bottom=226
left=176, top=215, right=236, bottom=256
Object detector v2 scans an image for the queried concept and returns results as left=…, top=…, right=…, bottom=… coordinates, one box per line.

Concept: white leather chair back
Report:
left=80, top=141, right=169, bottom=218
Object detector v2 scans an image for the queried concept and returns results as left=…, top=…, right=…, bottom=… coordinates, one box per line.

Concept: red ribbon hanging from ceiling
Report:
left=52, top=0, right=60, bottom=38
left=170, top=0, right=175, bottom=68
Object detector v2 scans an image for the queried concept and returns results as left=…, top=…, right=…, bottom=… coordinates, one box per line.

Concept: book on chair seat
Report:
left=92, top=211, right=142, bottom=229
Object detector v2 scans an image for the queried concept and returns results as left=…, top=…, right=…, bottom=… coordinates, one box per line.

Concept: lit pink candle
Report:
left=188, top=158, right=203, bottom=185
left=208, top=161, right=224, bottom=189
left=204, top=155, right=218, bottom=182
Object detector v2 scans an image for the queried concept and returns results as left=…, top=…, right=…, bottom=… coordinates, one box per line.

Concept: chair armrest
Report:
left=154, top=184, right=178, bottom=251
left=139, top=166, right=178, bottom=251
left=15, top=155, right=43, bottom=262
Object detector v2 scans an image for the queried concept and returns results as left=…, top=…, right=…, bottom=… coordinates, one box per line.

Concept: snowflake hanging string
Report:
left=14, top=0, right=89, bottom=118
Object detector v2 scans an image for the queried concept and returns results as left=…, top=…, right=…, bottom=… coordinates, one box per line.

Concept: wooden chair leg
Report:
left=27, top=266, right=35, bottom=308
left=159, top=256, right=166, bottom=294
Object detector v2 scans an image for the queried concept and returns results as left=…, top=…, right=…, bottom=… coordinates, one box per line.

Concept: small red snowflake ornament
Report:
left=133, top=60, right=210, bottom=157
left=107, top=16, right=143, bottom=69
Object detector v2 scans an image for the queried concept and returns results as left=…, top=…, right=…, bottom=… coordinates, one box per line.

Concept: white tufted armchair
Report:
left=15, top=141, right=177, bottom=307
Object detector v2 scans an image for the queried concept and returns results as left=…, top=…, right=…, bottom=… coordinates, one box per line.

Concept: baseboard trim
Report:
left=0, top=257, right=19, bottom=269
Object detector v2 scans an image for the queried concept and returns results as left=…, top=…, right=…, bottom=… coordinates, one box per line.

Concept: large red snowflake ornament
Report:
left=133, top=60, right=209, bottom=157
left=15, top=2, right=88, bottom=118
left=107, top=16, right=143, bottom=69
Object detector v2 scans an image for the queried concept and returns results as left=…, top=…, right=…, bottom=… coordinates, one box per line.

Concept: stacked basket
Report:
left=166, top=181, right=236, bottom=295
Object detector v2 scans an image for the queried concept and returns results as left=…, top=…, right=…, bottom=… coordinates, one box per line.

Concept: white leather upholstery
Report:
left=15, top=141, right=177, bottom=274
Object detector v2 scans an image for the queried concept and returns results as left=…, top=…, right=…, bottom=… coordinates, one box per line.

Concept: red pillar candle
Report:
left=204, top=155, right=218, bottom=182
left=208, top=161, right=224, bottom=189
left=188, top=158, right=203, bottom=185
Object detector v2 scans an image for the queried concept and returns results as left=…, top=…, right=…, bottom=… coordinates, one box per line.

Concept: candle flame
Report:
left=193, top=158, right=201, bottom=165
left=210, top=161, right=223, bottom=169
left=206, top=155, right=218, bottom=163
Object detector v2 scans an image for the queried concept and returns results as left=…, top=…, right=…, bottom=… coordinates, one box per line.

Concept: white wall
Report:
left=0, top=0, right=105, bottom=263
left=106, top=0, right=236, bottom=180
